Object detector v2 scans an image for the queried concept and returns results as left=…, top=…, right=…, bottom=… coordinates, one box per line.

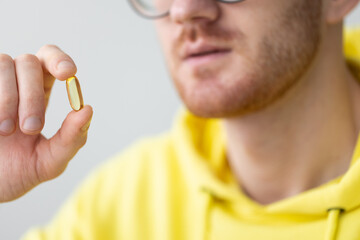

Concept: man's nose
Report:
left=169, top=0, right=220, bottom=24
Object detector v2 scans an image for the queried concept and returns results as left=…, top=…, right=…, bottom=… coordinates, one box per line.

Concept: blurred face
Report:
left=155, top=0, right=323, bottom=118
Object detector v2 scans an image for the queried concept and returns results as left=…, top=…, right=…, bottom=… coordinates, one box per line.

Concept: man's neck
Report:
left=223, top=27, right=360, bottom=205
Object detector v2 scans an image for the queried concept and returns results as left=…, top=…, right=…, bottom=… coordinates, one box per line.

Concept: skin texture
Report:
left=0, top=46, right=93, bottom=202
left=0, top=0, right=358, bottom=205
left=156, top=0, right=322, bottom=118
left=156, top=0, right=360, bottom=204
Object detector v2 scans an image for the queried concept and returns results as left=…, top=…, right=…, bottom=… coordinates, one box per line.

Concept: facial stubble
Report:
left=171, top=0, right=322, bottom=118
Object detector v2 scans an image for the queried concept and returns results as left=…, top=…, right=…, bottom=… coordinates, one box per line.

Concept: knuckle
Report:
left=79, top=135, right=88, bottom=148
left=15, top=54, right=40, bottom=65
left=42, top=44, right=59, bottom=50
left=0, top=54, right=13, bottom=63
left=0, top=54, right=14, bottom=72
left=24, top=94, right=45, bottom=106
left=39, top=44, right=60, bottom=53
left=38, top=44, right=70, bottom=68
left=1, top=95, right=18, bottom=106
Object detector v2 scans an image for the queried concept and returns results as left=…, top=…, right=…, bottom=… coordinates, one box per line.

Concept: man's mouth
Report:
left=184, top=44, right=232, bottom=60
left=181, top=44, right=232, bottom=67
left=189, top=49, right=231, bottom=58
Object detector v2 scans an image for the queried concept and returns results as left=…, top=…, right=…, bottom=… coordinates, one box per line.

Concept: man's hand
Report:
left=0, top=45, right=93, bottom=202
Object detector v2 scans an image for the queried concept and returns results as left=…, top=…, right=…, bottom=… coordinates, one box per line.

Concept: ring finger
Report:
left=15, top=54, right=45, bottom=135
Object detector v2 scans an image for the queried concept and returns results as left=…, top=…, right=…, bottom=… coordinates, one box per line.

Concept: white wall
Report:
left=0, top=0, right=180, bottom=239
left=0, top=1, right=359, bottom=239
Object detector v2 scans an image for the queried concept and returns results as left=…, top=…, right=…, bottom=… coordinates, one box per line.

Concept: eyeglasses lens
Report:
left=130, top=0, right=173, bottom=18
left=129, top=0, right=245, bottom=19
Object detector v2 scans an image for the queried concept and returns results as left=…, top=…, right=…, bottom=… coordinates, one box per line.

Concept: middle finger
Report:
left=15, top=54, right=45, bottom=135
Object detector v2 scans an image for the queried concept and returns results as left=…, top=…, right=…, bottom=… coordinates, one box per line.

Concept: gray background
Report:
left=0, top=1, right=359, bottom=239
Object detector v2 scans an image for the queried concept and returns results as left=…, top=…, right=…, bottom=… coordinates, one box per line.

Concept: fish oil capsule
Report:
left=66, top=76, right=84, bottom=111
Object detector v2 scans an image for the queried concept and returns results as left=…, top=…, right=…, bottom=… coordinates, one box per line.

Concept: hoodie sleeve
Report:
left=20, top=146, right=138, bottom=240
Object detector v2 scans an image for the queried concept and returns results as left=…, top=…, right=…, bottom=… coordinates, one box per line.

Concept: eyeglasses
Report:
left=128, top=0, right=246, bottom=19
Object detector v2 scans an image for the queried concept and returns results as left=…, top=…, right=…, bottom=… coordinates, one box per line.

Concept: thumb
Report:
left=37, top=105, right=93, bottom=181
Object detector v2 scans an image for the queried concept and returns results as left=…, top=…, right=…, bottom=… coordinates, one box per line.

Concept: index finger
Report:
left=36, top=45, right=77, bottom=107
left=36, top=44, right=77, bottom=81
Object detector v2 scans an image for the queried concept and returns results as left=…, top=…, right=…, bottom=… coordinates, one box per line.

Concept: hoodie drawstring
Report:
left=201, top=188, right=345, bottom=240
left=200, top=187, right=227, bottom=240
left=325, top=208, right=345, bottom=240
left=200, top=187, right=216, bottom=240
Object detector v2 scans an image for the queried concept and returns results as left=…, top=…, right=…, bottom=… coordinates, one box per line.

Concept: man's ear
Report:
left=326, top=0, right=359, bottom=24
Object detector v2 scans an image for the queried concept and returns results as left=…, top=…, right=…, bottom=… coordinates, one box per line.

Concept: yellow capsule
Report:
left=66, top=76, right=84, bottom=111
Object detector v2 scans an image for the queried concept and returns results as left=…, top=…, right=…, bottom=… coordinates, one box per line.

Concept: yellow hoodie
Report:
left=24, top=28, right=360, bottom=240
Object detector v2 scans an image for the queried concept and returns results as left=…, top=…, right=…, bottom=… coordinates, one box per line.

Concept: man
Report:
left=1, top=0, right=360, bottom=239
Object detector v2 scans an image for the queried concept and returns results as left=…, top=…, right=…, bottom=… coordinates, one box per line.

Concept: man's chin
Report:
left=181, top=95, right=255, bottom=119
left=175, top=73, right=264, bottom=119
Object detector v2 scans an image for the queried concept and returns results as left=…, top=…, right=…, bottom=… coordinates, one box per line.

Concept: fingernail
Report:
left=81, top=118, right=92, bottom=132
left=23, top=116, right=42, bottom=132
left=57, top=60, right=74, bottom=71
left=0, top=119, right=15, bottom=134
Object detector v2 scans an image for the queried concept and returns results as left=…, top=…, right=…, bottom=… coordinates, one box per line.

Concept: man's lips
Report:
left=182, top=44, right=232, bottom=61
left=181, top=45, right=232, bottom=68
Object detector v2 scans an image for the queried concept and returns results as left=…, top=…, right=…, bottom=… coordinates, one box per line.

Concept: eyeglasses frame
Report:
left=127, top=0, right=246, bottom=20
